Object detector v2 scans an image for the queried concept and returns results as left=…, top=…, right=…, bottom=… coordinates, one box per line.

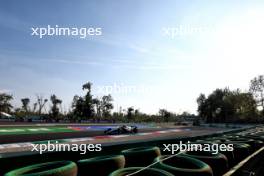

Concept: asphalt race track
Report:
left=0, top=123, right=231, bottom=147
left=0, top=124, right=166, bottom=144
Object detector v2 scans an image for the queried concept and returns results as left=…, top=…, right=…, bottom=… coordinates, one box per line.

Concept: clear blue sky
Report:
left=0, top=0, right=264, bottom=114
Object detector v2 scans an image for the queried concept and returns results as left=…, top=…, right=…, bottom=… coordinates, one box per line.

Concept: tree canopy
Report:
left=0, top=93, right=13, bottom=113
left=197, top=88, right=258, bottom=123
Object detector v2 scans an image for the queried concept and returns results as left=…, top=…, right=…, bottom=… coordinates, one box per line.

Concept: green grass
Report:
left=0, top=126, right=76, bottom=135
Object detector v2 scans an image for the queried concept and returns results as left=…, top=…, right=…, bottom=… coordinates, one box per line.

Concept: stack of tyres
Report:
left=153, top=155, right=213, bottom=176
left=221, top=142, right=251, bottom=164
left=206, top=135, right=254, bottom=164
left=77, top=155, right=125, bottom=176
left=4, top=161, right=78, bottom=176
left=160, top=146, right=180, bottom=155
left=220, top=150, right=235, bottom=167
left=121, top=146, right=161, bottom=167
left=225, top=138, right=256, bottom=153
left=194, top=140, right=235, bottom=168
left=179, top=151, right=228, bottom=176
left=208, top=137, right=228, bottom=142
left=225, top=137, right=255, bottom=144
left=253, top=140, right=264, bottom=150
left=229, top=136, right=264, bottom=150
left=109, top=167, right=174, bottom=176
left=243, top=134, right=264, bottom=142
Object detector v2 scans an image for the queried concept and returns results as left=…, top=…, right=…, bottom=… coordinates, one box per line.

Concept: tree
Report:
left=72, top=95, right=84, bottom=120
left=50, top=94, right=62, bottom=121
left=92, top=98, right=101, bottom=117
left=33, top=103, right=37, bottom=113
left=134, top=109, right=139, bottom=116
left=71, top=82, right=95, bottom=120
left=250, top=75, right=264, bottom=114
left=101, top=94, right=114, bottom=118
left=21, top=98, right=30, bottom=113
left=133, top=109, right=141, bottom=122
left=197, top=88, right=232, bottom=123
left=0, top=93, right=13, bottom=113
left=36, top=95, right=48, bottom=116
left=127, top=107, right=134, bottom=121
left=197, top=94, right=207, bottom=120
left=82, top=82, right=92, bottom=93
left=159, top=109, right=171, bottom=122
left=225, top=91, right=257, bottom=122
left=82, top=82, right=95, bottom=119
left=197, top=88, right=258, bottom=123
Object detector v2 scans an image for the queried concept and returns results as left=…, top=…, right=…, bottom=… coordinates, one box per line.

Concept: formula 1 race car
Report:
left=104, top=125, right=138, bottom=135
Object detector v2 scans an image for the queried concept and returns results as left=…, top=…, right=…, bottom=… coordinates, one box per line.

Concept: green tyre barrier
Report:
left=248, top=140, right=264, bottom=150
left=187, top=140, right=234, bottom=168
left=204, top=141, right=235, bottom=167
left=4, top=160, right=77, bottom=176
left=121, top=146, right=161, bottom=167
left=109, top=167, right=174, bottom=176
left=244, top=135, right=264, bottom=142
left=254, top=140, right=264, bottom=149
left=219, top=150, right=235, bottom=168
left=222, top=142, right=250, bottom=164
left=254, top=132, right=264, bottom=136
left=211, top=137, right=228, bottom=142
left=180, top=151, right=228, bottom=176
left=225, top=139, right=255, bottom=152
left=160, top=147, right=179, bottom=155
left=231, top=136, right=264, bottom=150
left=77, top=155, right=125, bottom=176
left=153, top=155, right=213, bottom=176
left=226, top=138, right=255, bottom=145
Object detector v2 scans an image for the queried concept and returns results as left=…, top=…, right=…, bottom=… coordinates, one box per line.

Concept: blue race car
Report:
left=104, top=125, right=138, bottom=135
